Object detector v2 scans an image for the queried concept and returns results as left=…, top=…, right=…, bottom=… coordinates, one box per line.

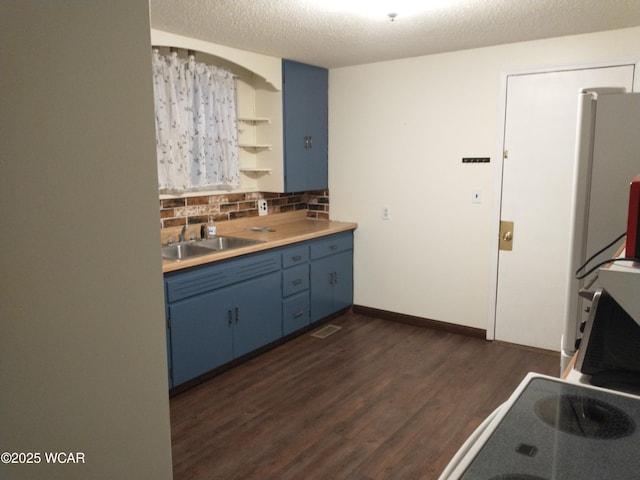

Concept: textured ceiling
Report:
left=149, top=0, right=640, bottom=68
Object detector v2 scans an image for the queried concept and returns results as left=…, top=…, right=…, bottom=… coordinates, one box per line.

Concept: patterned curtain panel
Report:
left=152, top=50, right=239, bottom=193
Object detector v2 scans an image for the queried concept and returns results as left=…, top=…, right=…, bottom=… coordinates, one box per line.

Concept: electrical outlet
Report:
left=381, top=206, right=390, bottom=221
left=258, top=199, right=268, bottom=216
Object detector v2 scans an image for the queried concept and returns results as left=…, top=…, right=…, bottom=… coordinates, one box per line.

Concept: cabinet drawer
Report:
left=281, top=245, right=309, bottom=268
left=310, top=232, right=353, bottom=259
left=165, top=251, right=280, bottom=303
left=283, top=291, right=310, bottom=335
left=282, top=263, right=309, bottom=297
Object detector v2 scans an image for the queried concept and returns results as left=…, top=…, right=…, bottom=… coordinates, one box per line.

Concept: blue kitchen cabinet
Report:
left=165, top=301, right=173, bottom=388
left=168, top=288, right=234, bottom=386
left=165, top=251, right=282, bottom=387
left=164, top=232, right=354, bottom=389
left=283, top=292, right=310, bottom=335
left=232, top=271, right=282, bottom=357
left=282, top=59, right=328, bottom=192
left=310, top=232, right=354, bottom=322
left=281, top=244, right=311, bottom=335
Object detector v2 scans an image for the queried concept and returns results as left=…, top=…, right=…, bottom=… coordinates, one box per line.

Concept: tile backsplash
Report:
left=160, top=189, right=329, bottom=229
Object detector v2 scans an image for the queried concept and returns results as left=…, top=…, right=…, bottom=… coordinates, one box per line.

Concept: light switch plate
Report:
left=472, top=189, right=482, bottom=204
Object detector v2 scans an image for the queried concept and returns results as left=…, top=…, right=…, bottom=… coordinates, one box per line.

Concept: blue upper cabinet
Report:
left=282, top=59, right=328, bottom=192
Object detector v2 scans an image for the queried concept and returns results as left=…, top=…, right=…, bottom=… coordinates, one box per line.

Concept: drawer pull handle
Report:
left=292, top=278, right=303, bottom=286
left=329, top=245, right=339, bottom=251
left=235, top=306, right=240, bottom=324
left=294, top=310, right=304, bottom=318
left=292, top=255, right=302, bottom=261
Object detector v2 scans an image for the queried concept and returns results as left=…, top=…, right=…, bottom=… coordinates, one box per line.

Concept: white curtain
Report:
left=152, top=50, right=239, bottom=193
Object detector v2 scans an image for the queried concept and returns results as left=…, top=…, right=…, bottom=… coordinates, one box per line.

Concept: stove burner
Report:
left=489, top=476, right=546, bottom=480
left=534, top=394, right=635, bottom=439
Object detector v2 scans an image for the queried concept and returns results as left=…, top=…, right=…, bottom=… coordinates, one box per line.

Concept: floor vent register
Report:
left=310, top=324, right=342, bottom=339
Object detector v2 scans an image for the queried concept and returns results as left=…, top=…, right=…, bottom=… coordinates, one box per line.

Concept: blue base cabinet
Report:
left=164, top=232, right=353, bottom=389
left=310, top=233, right=354, bottom=323
left=283, top=292, right=310, bottom=335
left=232, top=271, right=282, bottom=357
left=281, top=244, right=311, bottom=335
left=170, top=270, right=282, bottom=386
left=165, top=251, right=282, bottom=388
left=169, top=288, right=234, bottom=386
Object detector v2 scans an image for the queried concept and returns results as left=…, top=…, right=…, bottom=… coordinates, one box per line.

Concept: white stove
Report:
left=439, top=372, right=640, bottom=479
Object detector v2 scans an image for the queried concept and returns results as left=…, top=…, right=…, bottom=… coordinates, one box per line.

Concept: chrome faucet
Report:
left=179, top=225, right=186, bottom=243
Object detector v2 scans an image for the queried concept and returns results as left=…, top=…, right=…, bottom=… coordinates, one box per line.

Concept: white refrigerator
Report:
left=562, top=88, right=640, bottom=371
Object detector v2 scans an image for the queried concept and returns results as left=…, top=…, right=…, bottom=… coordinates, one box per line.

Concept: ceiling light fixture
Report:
left=387, top=12, right=398, bottom=22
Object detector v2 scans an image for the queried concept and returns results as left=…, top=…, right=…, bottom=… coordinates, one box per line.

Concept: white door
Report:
left=494, top=65, right=635, bottom=351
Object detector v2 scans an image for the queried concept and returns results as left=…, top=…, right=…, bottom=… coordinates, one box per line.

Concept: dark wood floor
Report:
left=170, top=311, right=560, bottom=480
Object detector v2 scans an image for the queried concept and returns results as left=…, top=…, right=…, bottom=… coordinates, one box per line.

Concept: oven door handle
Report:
left=437, top=403, right=504, bottom=480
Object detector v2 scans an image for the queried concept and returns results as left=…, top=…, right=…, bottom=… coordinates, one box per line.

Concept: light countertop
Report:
left=161, top=211, right=357, bottom=273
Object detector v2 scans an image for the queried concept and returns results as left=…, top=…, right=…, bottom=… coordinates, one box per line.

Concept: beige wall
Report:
left=0, top=2, right=173, bottom=479
left=329, top=27, right=640, bottom=330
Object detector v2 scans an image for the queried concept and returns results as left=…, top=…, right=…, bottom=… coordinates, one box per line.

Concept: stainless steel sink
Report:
left=162, top=243, right=215, bottom=261
left=162, top=236, right=265, bottom=261
left=200, top=236, right=264, bottom=251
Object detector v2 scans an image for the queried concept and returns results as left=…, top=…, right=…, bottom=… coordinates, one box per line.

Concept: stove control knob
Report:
left=579, top=321, right=587, bottom=333
left=574, top=338, right=582, bottom=350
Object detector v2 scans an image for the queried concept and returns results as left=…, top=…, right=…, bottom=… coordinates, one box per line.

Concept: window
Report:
left=152, top=50, right=239, bottom=193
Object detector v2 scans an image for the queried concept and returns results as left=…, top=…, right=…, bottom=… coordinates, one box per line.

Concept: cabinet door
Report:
left=166, top=319, right=173, bottom=389
left=232, top=271, right=282, bottom=358
left=310, top=255, right=336, bottom=322
left=283, top=59, right=328, bottom=192
left=169, top=289, right=233, bottom=386
left=330, top=250, right=354, bottom=312
left=310, top=249, right=354, bottom=322
left=283, top=60, right=309, bottom=192
left=305, top=63, right=328, bottom=191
